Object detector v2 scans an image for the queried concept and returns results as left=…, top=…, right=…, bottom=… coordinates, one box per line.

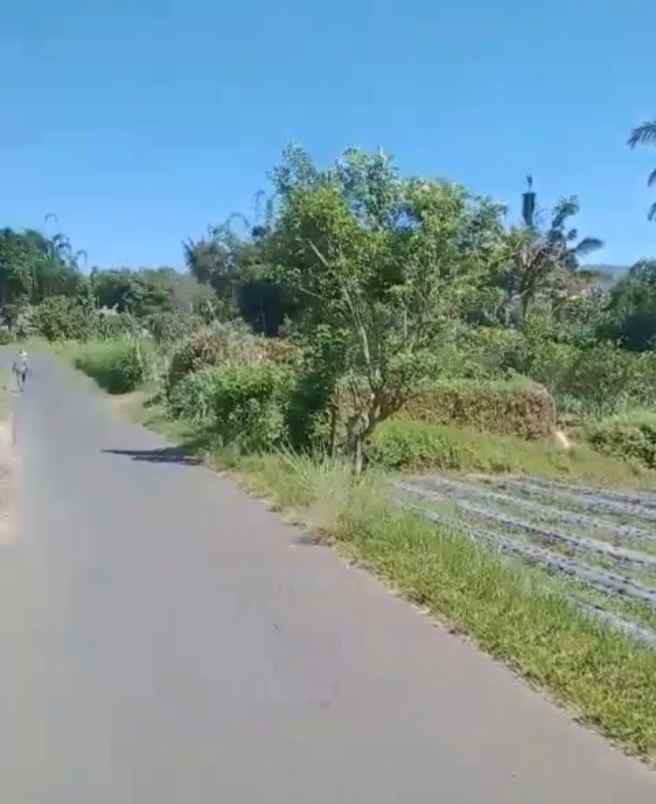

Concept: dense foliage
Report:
left=586, top=411, right=656, bottom=469
left=7, top=141, right=656, bottom=469
left=74, top=338, right=156, bottom=394
left=170, top=363, right=293, bottom=451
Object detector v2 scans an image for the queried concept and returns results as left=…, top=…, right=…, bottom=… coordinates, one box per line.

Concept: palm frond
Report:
left=574, top=237, right=604, bottom=256
left=226, top=212, right=251, bottom=235
left=648, top=167, right=656, bottom=187
left=649, top=202, right=656, bottom=222
left=628, top=120, right=656, bottom=148
left=551, top=196, right=579, bottom=231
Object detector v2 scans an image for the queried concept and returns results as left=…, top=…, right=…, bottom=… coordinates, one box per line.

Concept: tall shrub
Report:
left=169, top=363, right=293, bottom=452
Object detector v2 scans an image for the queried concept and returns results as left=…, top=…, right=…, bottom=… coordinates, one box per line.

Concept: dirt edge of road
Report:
left=0, top=413, right=19, bottom=545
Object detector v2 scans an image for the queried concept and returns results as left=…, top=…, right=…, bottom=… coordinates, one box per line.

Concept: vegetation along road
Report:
left=0, top=352, right=652, bottom=802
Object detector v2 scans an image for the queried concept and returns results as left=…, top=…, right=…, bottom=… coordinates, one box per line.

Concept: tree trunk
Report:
left=519, top=292, right=530, bottom=324
left=353, top=432, right=364, bottom=477
left=329, top=403, right=338, bottom=458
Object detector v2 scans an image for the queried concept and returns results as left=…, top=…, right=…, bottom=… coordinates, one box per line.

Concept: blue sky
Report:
left=1, top=0, right=654, bottom=269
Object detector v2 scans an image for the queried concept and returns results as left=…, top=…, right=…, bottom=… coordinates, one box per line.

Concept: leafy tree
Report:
left=601, top=259, right=656, bottom=350
left=0, top=224, right=86, bottom=314
left=270, top=142, right=321, bottom=198
left=628, top=120, right=656, bottom=220
left=498, top=185, right=603, bottom=323
left=0, top=228, right=38, bottom=307
left=140, top=267, right=215, bottom=313
left=32, top=296, right=95, bottom=342
left=273, top=149, right=503, bottom=472
left=91, top=268, right=174, bottom=317
left=184, top=196, right=299, bottom=335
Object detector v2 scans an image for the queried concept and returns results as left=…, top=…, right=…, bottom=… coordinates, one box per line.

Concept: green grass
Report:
left=370, top=418, right=656, bottom=487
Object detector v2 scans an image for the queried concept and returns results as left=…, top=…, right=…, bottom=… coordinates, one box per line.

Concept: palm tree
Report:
left=628, top=120, right=656, bottom=220
left=505, top=191, right=604, bottom=322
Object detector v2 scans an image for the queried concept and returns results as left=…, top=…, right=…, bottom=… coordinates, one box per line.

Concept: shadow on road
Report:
left=102, top=447, right=202, bottom=466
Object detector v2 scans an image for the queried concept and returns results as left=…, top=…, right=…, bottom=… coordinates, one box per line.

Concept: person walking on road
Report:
left=12, top=349, right=29, bottom=392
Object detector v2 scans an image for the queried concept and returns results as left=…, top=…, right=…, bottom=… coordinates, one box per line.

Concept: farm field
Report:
left=400, top=474, right=656, bottom=649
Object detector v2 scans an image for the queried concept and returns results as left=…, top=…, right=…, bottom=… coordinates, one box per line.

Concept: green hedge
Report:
left=586, top=411, right=656, bottom=469
left=399, top=378, right=556, bottom=439
left=169, top=363, right=293, bottom=452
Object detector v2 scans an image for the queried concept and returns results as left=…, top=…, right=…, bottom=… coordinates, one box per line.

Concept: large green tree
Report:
left=0, top=226, right=86, bottom=313
left=184, top=194, right=299, bottom=335
left=91, top=268, right=174, bottom=317
left=272, top=148, right=504, bottom=471
left=628, top=120, right=656, bottom=220
left=601, top=259, right=656, bottom=350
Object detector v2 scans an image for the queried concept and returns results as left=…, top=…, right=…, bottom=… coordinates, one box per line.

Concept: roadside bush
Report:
left=561, top=345, right=656, bottom=416
left=145, top=311, right=204, bottom=345
left=166, top=322, right=269, bottom=391
left=169, top=363, right=294, bottom=452
left=586, top=411, right=656, bottom=469
left=33, top=296, right=95, bottom=342
left=74, top=338, right=156, bottom=393
left=458, top=326, right=524, bottom=378
left=94, top=310, right=141, bottom=340
left=368, top=420, right=480, bottom=472
left=452, top=324, right=582, bottom=403
left=400, top=377, right=556, bottom=439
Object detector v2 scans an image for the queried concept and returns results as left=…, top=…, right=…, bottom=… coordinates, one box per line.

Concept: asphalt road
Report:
left=0, top=353, right=654, bottom=802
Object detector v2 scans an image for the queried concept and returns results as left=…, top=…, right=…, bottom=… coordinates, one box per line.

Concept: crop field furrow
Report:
left=411, top=476, right=656, bottom=546
left=400, top=483, right=656, bottom=570
left=509, top=476, right=656, bottom=511
left=496, top=478, right=656, bottom=524
left=399, top=474, right=656, bottom=649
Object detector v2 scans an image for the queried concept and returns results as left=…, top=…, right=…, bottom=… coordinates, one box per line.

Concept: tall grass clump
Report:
left=74, top=338, right=157, bottom=394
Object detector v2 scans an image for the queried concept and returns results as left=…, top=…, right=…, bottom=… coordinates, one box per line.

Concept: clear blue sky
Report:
left=1, top=0, right=654, bottom=269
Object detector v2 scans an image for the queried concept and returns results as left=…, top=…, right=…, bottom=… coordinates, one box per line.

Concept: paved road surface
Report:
left=0, top=354, right=654, bottom=802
